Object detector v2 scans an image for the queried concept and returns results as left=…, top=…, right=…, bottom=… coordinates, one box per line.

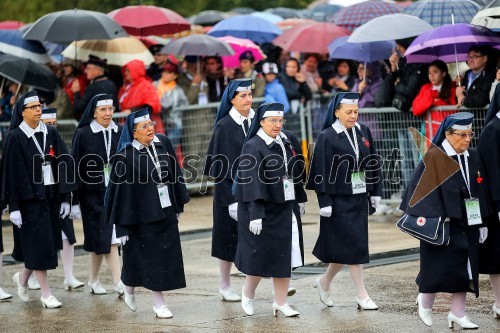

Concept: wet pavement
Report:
left=1, top=192, right=500, bottom=332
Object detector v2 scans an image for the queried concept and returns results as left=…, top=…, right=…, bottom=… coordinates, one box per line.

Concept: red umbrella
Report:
left=273, top=22, right=350, bottom=54
left=0, top=20, right=25, bottom=30
left=108, top=5, right=190, bottom=36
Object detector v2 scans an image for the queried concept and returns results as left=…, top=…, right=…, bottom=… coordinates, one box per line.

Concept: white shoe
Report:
left=87, top=281, right=107, bottom=295
left=124, top=288, right=137, bottom=312
left=28, top=274, right=40, bottom=290
left=40, top=295, right=62, bottom=308
left=64, top=278, right=84, bottom=291
left=241, top=285, right=254, bottom=316
left=416, top=294, right=432, bottom=327
left=272, top=287, right=297, bottom=297
left=312, top=276, right=333, bottom=307
left=12, top=272, right=29, bottom=302
left=493, top=303, right=500, bottom=319
left=356, top=296, right=378, bottom=310
left=153, top=305, right=173, bottom=318
left=114, top=281, right=125, bottom=296
left=219, top=287, right=241, bottom=302
left=273, top=302, right=299, bottom=317
left=447, top=312, right=478, bottom=329
left=0, top=288, right=13, bottom=301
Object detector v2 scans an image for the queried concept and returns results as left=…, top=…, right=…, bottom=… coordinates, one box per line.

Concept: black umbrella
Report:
left=265, top=7, right=303, bottom=19
left=191, top=10, right=226, bottom=26
left=0, top=54, right=57, bottom=92
left=23, top=9, right=128, bottom=43
left=160, top=34, right=234, bottom=56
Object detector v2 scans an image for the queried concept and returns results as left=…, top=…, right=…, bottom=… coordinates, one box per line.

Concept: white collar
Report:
left=19, top=120, right=48, bottom=138
left=332, top=119, right=361, bottom=134
left=496, top=111, right=500, bottom=120
left=229, top=107, right=255, bottom=125
left=131, top=135, right=160, bottom=151
left=90, top=120, right=119, bottom=133
left=442, top=138, right=469, bottom=158
left=432, top=84, right=442, bottom=91
left=257, top=127, right=281, bottom=145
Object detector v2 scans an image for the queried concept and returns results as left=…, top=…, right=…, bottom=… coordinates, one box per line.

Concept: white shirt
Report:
left=229, top=107, right=255, bottom=125
left=19, top=120, right=47, bottom=138
left=90, top=120, right=119, bottom=134
left=442, top=138, right=469, bottom=158
left=331, top=119, right=361, bottom=134
left=131, top=136, right=160, bottom=151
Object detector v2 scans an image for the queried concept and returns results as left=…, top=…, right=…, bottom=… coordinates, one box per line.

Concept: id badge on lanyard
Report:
left=465, top=198, right=482, bottom=226
left=283, top=177, right=295, bottom=201
left=157, top=184, right=172, bottom=208
left=42, top=162, right=55, bottom=185
left=103, top=164, right=111, bottom=187
left=351, top=171, right=366, bottom=194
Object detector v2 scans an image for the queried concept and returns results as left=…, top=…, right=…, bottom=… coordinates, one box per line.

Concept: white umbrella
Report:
left=471, top=6, right=500, bottom=31
left=62, top=37, right=154, bottom=66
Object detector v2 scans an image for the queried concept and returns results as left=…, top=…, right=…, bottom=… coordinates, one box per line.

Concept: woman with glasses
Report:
left=71, top=94, right=124, bottom=296
left=105, top=107, right=190, bottom=318
left=1, top=91, right=77, bottom=308
left=306, top=92, right=383, bottom=311
left=400, top=112, right=491, bottom=329
left=233, top=102, right=306, bottom=317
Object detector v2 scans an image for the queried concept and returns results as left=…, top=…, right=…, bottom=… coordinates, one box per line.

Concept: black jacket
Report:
left=461, top=69, right=496, bottom=108
left=277, top=73, right=313, bottom=102
left=73, top=75, right=118, bottom=120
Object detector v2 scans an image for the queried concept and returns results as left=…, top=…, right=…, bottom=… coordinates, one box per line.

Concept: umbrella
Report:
left=191, top=10, right=226, bottom=26
left=208, top=15, right=282, bottom=44
left=23, top=9, right=128, bottom=43
left=0, top=54, right=57, bottom=91
left=471, top=0, right=493, bottom=7
left=160, top=34, right=234, bottom=56
left=108, top=5, right=190, bottom=36
left=311, top=4, right=343, bottom=18
left=0, top=29, right=51, bottom=64
left=0, top=21, right=25, bottom=30
left=328, top=36, right=393, bottom=62
left=471, top=3, right=500, bottom=32
left=230, top=7, right=255, bottom=15
left=265, top=7, right=303, bottom=19
left=62, top=37, right=154, bottom=67
left=405, top=23, right=500, bottom=63
left=273, top=22, right=350, bottom=54
left=251, top=12, right=284, bottom=24
left=331, top=1, right=403, bottom=31
left=403, top=0, right=481, bottom=27
left=276, top=18, right=316, bottom=31
left=348, top=14, right=434, bottom=43
left=217, top=36, right=266, bottom=68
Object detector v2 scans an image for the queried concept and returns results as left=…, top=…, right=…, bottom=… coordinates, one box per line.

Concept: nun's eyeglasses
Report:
left=134, top=121, right=156, bottom=131
left=44, top=121, right=58, bottom=127
left=24, top=104, right=42, bottom=110
left=452, top=131, right=475, bottom=139
left=266, top=119, right=286, bottom=125
left=96, top=106, right=115, bottom=113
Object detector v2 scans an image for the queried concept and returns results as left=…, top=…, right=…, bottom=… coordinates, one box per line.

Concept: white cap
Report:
left=340, top=98, right=358, bottom=105
left=262, top=62, right=278, bottom=75
left=96, top=99, right=113, bottom=107
left=134, top=114, right=150, bottom=123
left=24, top=96, right=39, bottom=105
left=451, top=124, right=472, bottom=130
left=263, top=110, right=284, bottom=118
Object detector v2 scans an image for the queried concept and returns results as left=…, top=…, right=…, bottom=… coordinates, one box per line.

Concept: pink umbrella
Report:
left=217, top=36, right=266, bottom=68
left=0, top=21, right=25, bottom=30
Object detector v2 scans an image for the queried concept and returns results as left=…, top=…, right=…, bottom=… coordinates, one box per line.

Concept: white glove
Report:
left=10, top=210, right=22, bottom=228
left=298, top=203, right=305, bottom=217
left=60, top=202, right=70, bottom=219
left=498, top=212, right=500, bottom=220
left=479, top=227, right=488, bottom=244
left=69, top=205, right=82, bottom=220
left=370, top=196, right=381, bottom=209
left=119, top=235, right=129, bottom=246
left=176, top=212, right=182, bottom=219
left=249, top=219, right=262, bottom=235
left=319, top=206, right=332, bottom=217
left=228, top=202, right=238, bottom=221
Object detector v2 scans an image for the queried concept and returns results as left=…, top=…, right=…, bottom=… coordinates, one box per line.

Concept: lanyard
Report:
left=341, top=124, right=359, bottom=167
left=145, top=143, right=163, bottom=182
left=276, top=134, right=289, bottom=176
left=457, top=153, right=471, bottom=197
left=32, top=130, right=47, bottom=162
left=102, top=129, right=112, bottom=163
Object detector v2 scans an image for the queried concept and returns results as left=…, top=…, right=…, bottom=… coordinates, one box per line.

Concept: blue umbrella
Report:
left=403, top=0, right=481, bottom=27
left=208, top=15, right=282, bottom=44
left=0, top=29, right=51, bottom=64
left=251, top=12, right=284, bottom=24
left=328, top=36, right=393, bottom=63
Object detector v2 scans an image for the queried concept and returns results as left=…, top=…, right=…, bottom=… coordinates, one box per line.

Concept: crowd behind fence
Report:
left=0, top=95, right=489, bottom=201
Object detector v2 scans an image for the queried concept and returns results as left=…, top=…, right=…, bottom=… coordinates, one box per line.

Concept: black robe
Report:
left=204, top=114, right=246, bottom=261
left=1, top=125, right=76, bottom=270
left=71, top=124, right=122, bottom=254
left=478, top=116, right=500, bottom=274
left=234, top=131, right=306, bottom=277
left=400, top=146, right=490, bottom=297
left=105, top=134, right=190, bottom=291
left=306, top=123, right=383, bottom=264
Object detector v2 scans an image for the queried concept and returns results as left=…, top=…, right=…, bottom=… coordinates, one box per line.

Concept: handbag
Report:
left=396, top=214, right=450, bottom=246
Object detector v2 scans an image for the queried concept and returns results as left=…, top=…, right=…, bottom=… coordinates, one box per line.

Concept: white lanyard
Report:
left=32, top=130, right=47, bottom=162
left=102, top=129, right=112, bottom=163
left=145, top=143, right=163, bottom=182
left=341, top=124, right=359, bottom=167
left=457, top=153, right=471, bottom=197
left=276, top=134, right=289, bottom=176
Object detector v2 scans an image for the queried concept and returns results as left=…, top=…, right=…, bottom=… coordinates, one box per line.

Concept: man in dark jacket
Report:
left=375, top=37, right=428, bottom=112
left=71, top=55, right=118, bottom=120
left=456, top=45, right=496, bottom=108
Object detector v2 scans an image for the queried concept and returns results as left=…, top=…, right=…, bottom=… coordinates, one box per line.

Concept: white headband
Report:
left=262, top=110, right=284, bottom=118
left=41, top=113, right=56, bottom=120
left=24, top=96, right=39, bottom=105
left=339, top=98, right=358, bottom=105
left=451, top=124, right=472, bottom=130
left=134, top=114, right=150, bottom=124
left=236, top=85, right=252, bottom=92
left=96, top=99, right=113, bottom=107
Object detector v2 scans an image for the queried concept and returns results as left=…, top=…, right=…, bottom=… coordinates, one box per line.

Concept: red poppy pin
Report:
left=477, top=171, right=483, bottom=184
left=362, top=137, right=370, bottom=148
left=49, top=145, right=55, bottom=157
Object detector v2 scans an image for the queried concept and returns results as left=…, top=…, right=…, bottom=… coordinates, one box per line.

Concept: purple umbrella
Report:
left=328, top=36, right=393, bottom=63
left=405, top=23, right=500, bottom=63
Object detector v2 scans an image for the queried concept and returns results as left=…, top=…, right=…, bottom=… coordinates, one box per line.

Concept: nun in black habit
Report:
left=204, top=78, right=255, bottom=302
left=478, top=84, right=500, bottom=319
left=1, top=91, right=77, bottom=308
left=234, top=102, right=305, bottom=318
left=104, top=107, right=190, bottom=319
left=71, top=94, right=124, bottom=296
left=400, top=112, right=490, bottom=329
left=306, top=92, right=383, bottom=311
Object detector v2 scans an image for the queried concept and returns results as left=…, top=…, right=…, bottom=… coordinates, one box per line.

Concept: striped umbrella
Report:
left=331, top=0, right=402, bottom=31
left=403, top=0, right=481, bottom=27
left=0, top=29, right=51, bottom=64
